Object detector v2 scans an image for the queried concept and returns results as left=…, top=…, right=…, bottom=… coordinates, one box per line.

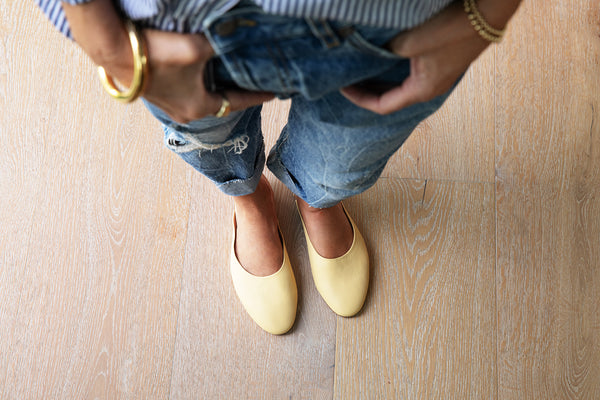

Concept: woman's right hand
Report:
left=115, top=30, right=274, bottom=123
left=63, top=0, right=273, bottom=124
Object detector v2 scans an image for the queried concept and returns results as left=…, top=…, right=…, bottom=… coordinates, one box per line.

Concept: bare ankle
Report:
left=296, top=197, right=354, bottom=259
left=235, top=177, right=276, bottom=213
left=233, top=176, right=282, bottom=276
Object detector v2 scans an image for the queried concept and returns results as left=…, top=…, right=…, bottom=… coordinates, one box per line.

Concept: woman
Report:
left=37, top=0, right=521, bottom=334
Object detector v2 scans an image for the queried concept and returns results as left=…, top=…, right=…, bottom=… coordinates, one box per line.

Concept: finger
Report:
left=191, top=33, right=216, bottom=58
left=144, top=30, right=214, bottom=64
left=341, top=76, right=425, bottom=115
left=161, top=90, right=224, bottom=123
left=340, top=85, right=388, bottom=111
left=224, top=90, right=276, bottom=112
left=376, top=77, right=430, bottom=113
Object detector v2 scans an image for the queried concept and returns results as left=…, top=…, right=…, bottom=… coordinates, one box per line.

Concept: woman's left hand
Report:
left=340, top=1, right=520, bottom=115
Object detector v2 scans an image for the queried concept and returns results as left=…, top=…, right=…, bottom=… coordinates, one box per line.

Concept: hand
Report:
left=142, top=31, right=274, bottom=123
left=107, top=30, right=274, bottom=123
left=63, top=1, right=274, bottom=123
left=340, top=2, right=509, bottom=115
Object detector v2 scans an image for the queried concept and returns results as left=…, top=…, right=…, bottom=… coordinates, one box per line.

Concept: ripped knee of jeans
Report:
left=164, top=128, right=250, bottom=155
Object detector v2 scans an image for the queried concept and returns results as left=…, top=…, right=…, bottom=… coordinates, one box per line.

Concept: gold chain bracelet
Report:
left=463, top=0, right=505, bottom=43
left=97, top=20, right=148, bottom=103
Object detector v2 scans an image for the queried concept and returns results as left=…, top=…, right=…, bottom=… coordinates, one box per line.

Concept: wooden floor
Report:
left=2, top=1, right=599, bottom=399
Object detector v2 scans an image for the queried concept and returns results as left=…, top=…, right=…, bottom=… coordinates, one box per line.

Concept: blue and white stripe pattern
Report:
left=258, top=0, right=453, bottom=31
left=36, top=0, right=71, bottom=37
left=36, top=0, right=453, bottom=39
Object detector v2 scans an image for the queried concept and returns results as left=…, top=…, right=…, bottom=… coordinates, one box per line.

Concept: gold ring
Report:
left=215, top=97, right=231, bottom=118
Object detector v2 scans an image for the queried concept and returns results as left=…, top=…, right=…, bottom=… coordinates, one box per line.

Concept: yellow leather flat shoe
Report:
left=297, top=203, right=369, bottom=317
left=230, top=217, right=298, bottom=335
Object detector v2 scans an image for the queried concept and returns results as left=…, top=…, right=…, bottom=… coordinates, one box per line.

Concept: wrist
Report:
left=97, top=20, right=148, bottom=102
left=62, top=0, right=134, bottom=84
left=91, top=29, right=135, bottom=86
left=475, top=0, right=522, bottom=30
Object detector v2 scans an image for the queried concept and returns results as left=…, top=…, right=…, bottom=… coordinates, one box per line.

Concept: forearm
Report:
left=62, top=0, right=132, bottom=82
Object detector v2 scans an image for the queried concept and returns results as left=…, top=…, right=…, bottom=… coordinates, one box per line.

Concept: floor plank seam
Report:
left=333, top=318, right=339, bottom=400
left=166, top=183, right=193, bottom=400
left=493, top=43, right=500, bottom=400
left=493, top=177, right=500, bottom=400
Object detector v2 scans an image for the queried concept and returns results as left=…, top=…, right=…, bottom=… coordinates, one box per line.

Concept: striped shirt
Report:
left=37, top=0, right=454, bottom=39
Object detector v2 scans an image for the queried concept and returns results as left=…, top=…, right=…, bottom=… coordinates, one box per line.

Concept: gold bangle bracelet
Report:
left=463, top=0, right=505, bottom=43
left=97, top=20, right=148, bottom=103
left=466, top=0, right=504, bottom=37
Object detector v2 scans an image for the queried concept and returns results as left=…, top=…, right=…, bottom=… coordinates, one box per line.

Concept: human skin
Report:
left=60, top=0, right=522, bottom=276
left=62, top=0, right=274, bottom=124
left=341, top=0, right=523, bottom=114
left=63, top=0, right=522, bottom=120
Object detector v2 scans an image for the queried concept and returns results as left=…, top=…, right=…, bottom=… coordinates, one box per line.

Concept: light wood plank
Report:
left=495, top=0, right=600, bottom=189
left=168, top=175, right=336, bottom=399
left=168, top=98, right=337, bottom=399
left=335, top=179, right=497, bottom=399
left=261, top=98, right=291, bottom=142
left=1, top=4, right=190, bottom=398
left=389, top=48, right=497, bottom=183
left=4, top=1, right=600, bottom=399
left=496, top=183, right=600, bottom=399
left=495, top=0, right=600, bottom=398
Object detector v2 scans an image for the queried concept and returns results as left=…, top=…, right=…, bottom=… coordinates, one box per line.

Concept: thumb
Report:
left=375, top=76, right=430, bottom=113
left=145, top=30, right=214, bottom=65
left=341, top=75, right=426, bottom=115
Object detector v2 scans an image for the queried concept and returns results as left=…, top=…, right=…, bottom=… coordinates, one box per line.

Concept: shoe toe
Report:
left=230, top=241, right=298, bottom=335
left=299, top=203, right=370, bottom=317
left=309, top=224, right=369, bottom=317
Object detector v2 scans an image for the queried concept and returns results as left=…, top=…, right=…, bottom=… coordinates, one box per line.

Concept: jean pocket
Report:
left=346, top=28, right=404, bottom=60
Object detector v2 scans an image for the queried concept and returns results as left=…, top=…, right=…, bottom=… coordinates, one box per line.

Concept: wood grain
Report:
left=334, top=179, right=497, bottom=399
left=495, top=0, right=600, bottom=398
left=3, top=1, right=600, bottom=399
left=495, top=0, right=600, bottom=189
left=261, top=98, right=291, bottom=147
left=496, top=183, right=600, bottom=400
left=1, top=4, right=190, bottom=398
left=388, top=48, right=497, bottom=183
left=167, top=175, right=336, bottom=399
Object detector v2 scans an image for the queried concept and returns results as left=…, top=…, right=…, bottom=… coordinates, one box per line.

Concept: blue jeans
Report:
left=144, top=1, right=458, bottom=208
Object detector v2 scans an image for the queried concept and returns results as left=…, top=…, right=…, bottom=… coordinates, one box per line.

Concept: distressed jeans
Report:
left=143, top=1, right=458, bottom=208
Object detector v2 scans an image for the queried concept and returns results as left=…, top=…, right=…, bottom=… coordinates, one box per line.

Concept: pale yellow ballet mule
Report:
left=297, top=203, right=369, bottom=317
left=230, top=217, right=298, bottom=335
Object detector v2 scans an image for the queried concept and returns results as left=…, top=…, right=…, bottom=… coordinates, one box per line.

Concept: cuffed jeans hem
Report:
left=266, top=152, right=339, bottom=209
left=267, top=144, right=388, bottom=209
left=215, top=159, right=265, bottom=197
left=304, top=197, right=350, bottom=210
